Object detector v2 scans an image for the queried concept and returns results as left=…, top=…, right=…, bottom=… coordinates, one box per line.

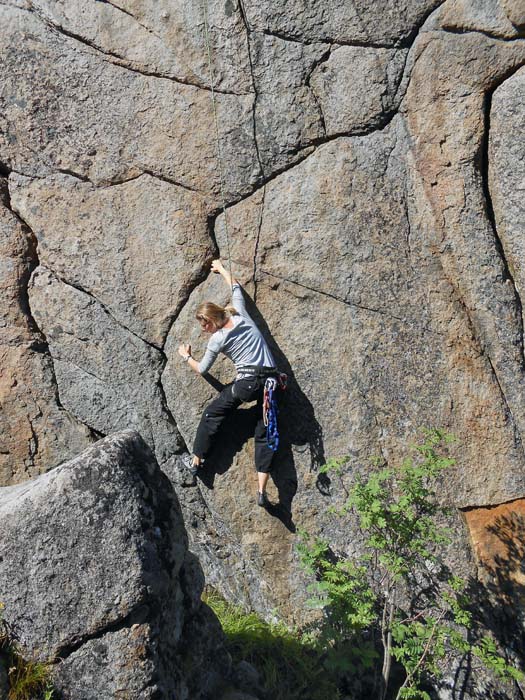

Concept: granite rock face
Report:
left=1, top=0, right=525, bottom=695
left=10, top=172, right=214, bottom=347
left=28, top=268, right=182, bottom=464
left=309, top=46, right=408, bottom=136
left=240, top=0, right=444, bottom=45
left=0, top=178, right=94, bottom=484
left=0, top=431, right=234, bottom=699
left=489, top=66, right=525, bottom=340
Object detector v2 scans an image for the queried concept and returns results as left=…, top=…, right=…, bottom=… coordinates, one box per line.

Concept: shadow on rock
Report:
left=451, top=511, right=525, bottom=699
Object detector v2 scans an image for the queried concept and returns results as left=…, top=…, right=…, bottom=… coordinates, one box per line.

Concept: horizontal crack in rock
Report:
left=442, top=27, right=525, bottom=44
left=259, top=269, right=443, bottom=335
left=53, top=601, right=153, bottom=661
left=41, top=266, right=163, bottom=353
left=259, top=27, right=405, bottom=50
left=460, top=495, right=525, bottom=512
left=256, top=1, right=446, bottom=50
left=208, top=110, right=403, bottom=222
left=27, top=3, right=252, bottom=95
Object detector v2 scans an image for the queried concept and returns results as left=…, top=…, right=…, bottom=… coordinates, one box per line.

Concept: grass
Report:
left=203, top=589, right=341, bottom=700
left=0, top=603, right=55, bottom=700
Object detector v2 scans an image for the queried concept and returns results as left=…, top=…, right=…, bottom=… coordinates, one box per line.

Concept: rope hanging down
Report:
left=263, top=374, right=288, bottom=451
left=201, top=0, right=234, bottom=292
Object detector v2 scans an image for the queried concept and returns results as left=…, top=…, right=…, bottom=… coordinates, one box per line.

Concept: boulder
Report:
left=0, top=431, right=231, bottom=699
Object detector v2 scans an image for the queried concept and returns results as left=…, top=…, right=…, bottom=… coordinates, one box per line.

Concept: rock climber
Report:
left=178, top=259, right=281, bottom=507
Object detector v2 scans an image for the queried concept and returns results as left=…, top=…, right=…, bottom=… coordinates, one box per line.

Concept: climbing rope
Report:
left=201, top=0, right=234, bottom=292
left=263, top=374, right=288, bottom=451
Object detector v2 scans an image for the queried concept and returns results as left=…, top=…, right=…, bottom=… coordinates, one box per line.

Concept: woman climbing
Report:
left=178, top=259, right=280, bottom=507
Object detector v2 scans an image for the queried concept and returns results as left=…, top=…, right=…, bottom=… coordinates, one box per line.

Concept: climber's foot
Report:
left=257, top=491, right=270, bottom=508
left=181, top=454, right=202, bottom=484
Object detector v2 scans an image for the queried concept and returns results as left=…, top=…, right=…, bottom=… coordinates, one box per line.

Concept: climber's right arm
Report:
left=178, top=343, right=204, bottom=374
left=211, top=259, right=237, bottom=288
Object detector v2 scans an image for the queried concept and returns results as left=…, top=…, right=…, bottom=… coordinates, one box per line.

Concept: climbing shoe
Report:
left=257, top=491, right=270, bottom=508
left=181, top=453, right=200, bottom=482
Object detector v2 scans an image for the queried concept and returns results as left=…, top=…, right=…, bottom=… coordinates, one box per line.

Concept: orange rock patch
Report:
left=463, top=499, right=525, bottom=599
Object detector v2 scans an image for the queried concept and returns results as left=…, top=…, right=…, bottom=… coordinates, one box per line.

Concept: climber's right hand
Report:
left=178, top=343, right=191, bottom=359
left=211, top=259, right=225, bottom=274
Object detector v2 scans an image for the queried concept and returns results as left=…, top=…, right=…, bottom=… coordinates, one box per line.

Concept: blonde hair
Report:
left=196, top=301, right=238, bottom=328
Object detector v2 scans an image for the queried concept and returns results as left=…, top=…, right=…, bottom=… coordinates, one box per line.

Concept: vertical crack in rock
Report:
left=0, top=174, right=42, bottom=340
left=392, top=46, right=412, bottom=107
left=399, top=0, right=447, bottom=48
left=251, top=187, right=265, bottom=303
left=160, top=244, right=216, bottom=356
left=305, top=45, right=332, bottom=138
left=155, top=371, right=181, bottom=446
left=447, top=268, right=525, bottom=460
left=229, top=0, right=266, bottom=296
left=27, top=413, right=40, bottom=467
left=158, top=243, right=217, bottom=444
left=44, top=270, right=184, bottom=448
left=2, top=173, right=97, bottom=439
left=481, top=83, right=525, bottom=373
left=237, top=0, right=265, bottom=181
left=402, top=182, right=415, bottom=272
left=486, top=354, right=525, bottom=454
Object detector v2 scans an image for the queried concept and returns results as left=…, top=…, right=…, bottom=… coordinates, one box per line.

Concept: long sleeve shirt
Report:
left=197, top=284, right=276, bottom=375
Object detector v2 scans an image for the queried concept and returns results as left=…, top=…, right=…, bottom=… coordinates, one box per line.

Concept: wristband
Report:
left=183, top=354, right=191, bottom=362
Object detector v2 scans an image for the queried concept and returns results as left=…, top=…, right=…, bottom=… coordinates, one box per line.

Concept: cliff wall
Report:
left=1, top=1, right=525, bottom=689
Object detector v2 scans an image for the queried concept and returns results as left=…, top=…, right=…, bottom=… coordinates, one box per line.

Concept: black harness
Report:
left=237, top=365, right=279, bottom=378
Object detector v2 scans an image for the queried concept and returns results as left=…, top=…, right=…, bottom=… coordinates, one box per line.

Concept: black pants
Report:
left=193, top=376, right=277, bottom=473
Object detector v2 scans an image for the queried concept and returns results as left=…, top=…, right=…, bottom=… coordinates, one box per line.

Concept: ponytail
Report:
left=196, top=301, right=238, bottom=328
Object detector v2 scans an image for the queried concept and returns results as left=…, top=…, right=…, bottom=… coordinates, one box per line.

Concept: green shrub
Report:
left=298, top=429, right=524, bottom=700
